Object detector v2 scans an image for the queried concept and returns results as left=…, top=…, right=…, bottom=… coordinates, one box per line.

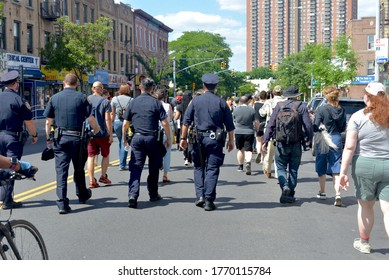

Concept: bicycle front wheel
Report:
left=5, top=220, right=48, bottom=260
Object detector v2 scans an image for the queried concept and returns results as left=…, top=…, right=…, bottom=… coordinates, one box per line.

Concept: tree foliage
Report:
left=275, top=35, right=359, bottom=100
left=169, top=31, right=235, bottom=93
left=134, top=52, right=171, bottom=86
left=247, top=67, right=274, bottom=79
left=41, top=16, right=113, bottom=86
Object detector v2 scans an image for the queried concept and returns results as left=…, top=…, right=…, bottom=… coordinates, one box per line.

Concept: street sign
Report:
left=352, top=75, right=375, bottom=85
left=375, top=38, right=388, bottom=64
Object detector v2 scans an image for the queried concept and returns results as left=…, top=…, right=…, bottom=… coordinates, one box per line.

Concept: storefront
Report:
left=0, top=53, right=46, bottom=118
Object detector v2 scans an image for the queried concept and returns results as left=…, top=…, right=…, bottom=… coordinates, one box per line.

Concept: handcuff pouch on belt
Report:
left=215, top=128, right=227, bottom=143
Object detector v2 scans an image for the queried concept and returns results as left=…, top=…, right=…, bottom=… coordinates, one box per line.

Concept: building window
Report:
left=101, top=48, right=105, bottom=62
left=120, top=53, right=124, bottom=72
left=367, top=35, right=374, bottom=50
left=83, top=4, right=87, bottom=23
left=63, top=0, right=68, bottom=16
left=44, top=31, right=51, bottom=45
left=75, top=2, right=80, bottom=22
left=125, top=25, right=128, bottom=43
left=27, top=0, right=32, bottom=7
left=113, top=51, right=117, bottom=71
left=112, top=20, right=116, bottom=41
left=14, top=21, right=21, bottom=52
left=107, top=50, right=111, bottom=70
left=90, top=8, right=94, bottom=23
left=0, top=18, right=6, bottom=50
left=367, top=60, right=375, bottom=75
left=27, top=24, right=33, bottom=53
left=120, top=23, right=123, bottom=42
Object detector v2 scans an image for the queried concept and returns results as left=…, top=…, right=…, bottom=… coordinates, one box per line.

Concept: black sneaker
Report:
left=1, top=201, right=23, bottom=210
left=237, top=165, right=244, bottom=172
left=204, top=200, right=216, bottom=211
left=128, top=197, right=138, bottom=208
left=79, top=189, right=92, bottom=204
left=195, top=196, right=205, bottom=207
left=280, top=187, right=291, bottom=204
left=59, top=206, right=72, bottom=215
left=149, top=194, right=162, bottom=202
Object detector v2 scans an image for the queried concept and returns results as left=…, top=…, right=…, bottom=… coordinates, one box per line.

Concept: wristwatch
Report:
left=180, top=137, right=186, bottom=140
left=9, top=156, right=19, bottom=170
left=31, top=132, right=38, bottom=137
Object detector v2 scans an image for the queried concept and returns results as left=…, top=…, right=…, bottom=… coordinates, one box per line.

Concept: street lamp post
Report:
left=213, top=47, right=228, bottom=73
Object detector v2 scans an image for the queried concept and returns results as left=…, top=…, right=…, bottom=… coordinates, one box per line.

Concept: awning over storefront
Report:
left=22, top=69, right=45, bottom=79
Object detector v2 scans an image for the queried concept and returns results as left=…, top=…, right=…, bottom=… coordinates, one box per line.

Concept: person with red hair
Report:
left=339, top=82, right=389, bottom=254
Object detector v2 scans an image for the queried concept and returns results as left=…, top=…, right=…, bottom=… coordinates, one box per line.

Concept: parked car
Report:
left=311, top=97, right=365, bottom=156
left=306, top=96, right=324, bottom=123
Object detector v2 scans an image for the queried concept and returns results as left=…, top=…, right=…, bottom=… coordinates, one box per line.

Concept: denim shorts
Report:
left=352, top=156, right=389, bottom=201
left=315, top=133, right=342, bottom=176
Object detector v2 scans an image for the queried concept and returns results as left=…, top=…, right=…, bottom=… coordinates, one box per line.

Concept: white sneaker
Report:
left=334, top=195, right=342, bottom=207
left=353, top=238, right=372, bottom=254
left=184, top=159, right=189, bottom=166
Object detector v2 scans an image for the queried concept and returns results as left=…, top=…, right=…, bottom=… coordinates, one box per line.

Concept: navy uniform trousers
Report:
left=191, top=136, right=225, bottom=202
left=0, top=134, right=23, bottom=204
left=53, top=134, right=90, bottom=208
left=128, top=135, right=164, bottom=199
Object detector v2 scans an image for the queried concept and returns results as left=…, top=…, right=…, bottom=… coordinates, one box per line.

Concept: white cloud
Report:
left=156, top=11, right=246, bottom=71
left=216, top=0, right=246, bottom=11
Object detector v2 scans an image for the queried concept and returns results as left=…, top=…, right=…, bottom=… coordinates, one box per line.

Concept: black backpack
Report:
left=275, top=101, right=302, bottom=144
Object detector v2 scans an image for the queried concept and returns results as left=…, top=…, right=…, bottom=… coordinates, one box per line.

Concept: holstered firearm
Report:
left=188, top=124, right=197, bottom=144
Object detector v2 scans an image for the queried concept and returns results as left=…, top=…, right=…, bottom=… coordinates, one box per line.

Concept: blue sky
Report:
left=122, top=0, right=375, bottom=72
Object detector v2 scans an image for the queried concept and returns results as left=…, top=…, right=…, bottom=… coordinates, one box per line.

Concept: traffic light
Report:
left=220, top=61, right=227, bottom=70
left=192, top=82, right=196, bottom=90
left=268, top=64, right=272, bottom=71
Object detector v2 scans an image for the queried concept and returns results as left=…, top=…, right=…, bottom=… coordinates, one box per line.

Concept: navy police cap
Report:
left=0, top=70, right=19, bottom=85
left=201, top=73, right=220, bottom=85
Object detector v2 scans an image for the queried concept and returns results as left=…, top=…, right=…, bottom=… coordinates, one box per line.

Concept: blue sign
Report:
left=352, top=76, right=375, bottom=85
left=376, top=57, right=388, bottom=63
left=88, top=69, right=109, bottom=85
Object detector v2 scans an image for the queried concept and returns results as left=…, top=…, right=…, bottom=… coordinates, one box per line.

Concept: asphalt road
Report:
left=5, top=119, right=389, bottom=260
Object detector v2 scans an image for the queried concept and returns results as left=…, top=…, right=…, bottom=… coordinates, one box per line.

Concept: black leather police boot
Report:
left=194, top=196, right=205, bottom=207
left=204, top=199, right=216, bottom=211
left=128, top=197, right=138, bottom=208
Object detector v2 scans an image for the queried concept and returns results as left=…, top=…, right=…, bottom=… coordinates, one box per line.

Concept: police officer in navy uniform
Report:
left=180, top=73, right=235, bottom=211
left=122, top=77, right=171, bottom=209
left=44, top=74, right=100, bottom=214
left=0, top=70, right=38, bottom=209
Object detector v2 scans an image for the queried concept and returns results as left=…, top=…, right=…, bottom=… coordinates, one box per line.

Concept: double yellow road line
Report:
left=14, top=159, right=121, bottom=202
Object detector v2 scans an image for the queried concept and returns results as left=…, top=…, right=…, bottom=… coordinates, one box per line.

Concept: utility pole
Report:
left=173, top=57, right=176, bottom=97
left=375, top=0, right=380, bottom=82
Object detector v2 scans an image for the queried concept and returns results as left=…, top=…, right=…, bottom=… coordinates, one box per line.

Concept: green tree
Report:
left=41, top=16, right=112, bottom=87
left=133, top=52, right=171, bottom=86
left=248, top=66, right=274, bottom=79
left=276, top=35, right=359, bottom=100
left=169, top=31, right=233, bottom=92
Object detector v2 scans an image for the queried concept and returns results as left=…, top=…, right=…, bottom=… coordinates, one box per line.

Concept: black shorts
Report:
left=235, top=134, right=255, bottom=151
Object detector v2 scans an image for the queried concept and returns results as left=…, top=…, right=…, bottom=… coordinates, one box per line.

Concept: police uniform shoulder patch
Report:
left=24, top=101, right=31, bottom=110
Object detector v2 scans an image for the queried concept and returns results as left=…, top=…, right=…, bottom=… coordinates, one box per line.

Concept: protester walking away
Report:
left=254, top=90, right=267, bottom=164
left=111, top=84, right=133, bottom=171
left=338, top=82, right=389, bottom=254
left=180, top=73, right=235, bottom=211
left=175, top=90, right=193, bottom=166
left=313, top=85, right=346, bottom=206
left=44, top=74, right=100, bottom=214
left=233, top=95, right=258, bottom=175
left=0, top=70, right=38, bottom=209
left=86, top=81, right=113, bottom=188
left=122, top=77, right=171, bottom=209
left=262, top=86, right=313, bottom=204
left=259, top=85, right=286, bottom=178
left=154, top=88, right=174, bottom=183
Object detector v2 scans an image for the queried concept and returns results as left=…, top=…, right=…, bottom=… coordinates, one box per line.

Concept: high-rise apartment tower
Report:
left=246, top=0, right=358, bottom=71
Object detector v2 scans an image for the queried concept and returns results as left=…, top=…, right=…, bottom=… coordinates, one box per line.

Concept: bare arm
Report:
left=179, top=124, right=189, bottom=150
left=338, top=130, right=358, bottom=190
left=122, top=120, right=130, bottom=146
left=24, top=119, right=38, bottom=144
left=45, top=118, right=54, bottom=142
left=161, top=118, right=171, bottom=149
left=105, top=111, right=113, bottom=143
left=87, top=116, right=100, bottom=135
